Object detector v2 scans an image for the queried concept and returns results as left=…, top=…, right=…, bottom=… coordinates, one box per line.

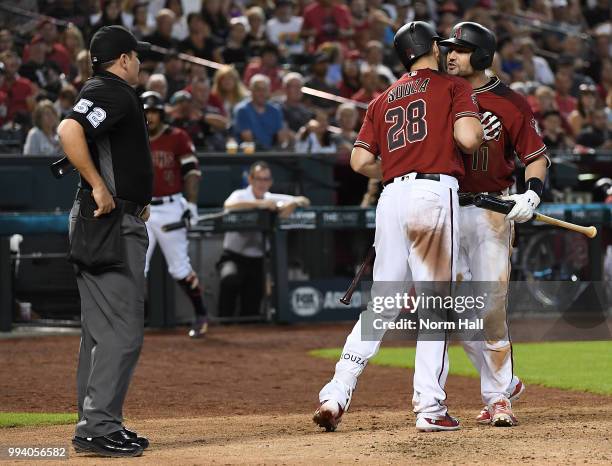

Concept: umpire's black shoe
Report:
left=72, top=430, right=143, bottom=457
left=123, top=427, right=150, bottom=449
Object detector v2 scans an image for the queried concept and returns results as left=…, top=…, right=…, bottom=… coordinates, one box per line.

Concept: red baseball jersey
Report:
left=460, top=77, right=547, bottom=193
left=354, top=69, right=480, bottom=182
left=149, top=126, right=198, bottom=197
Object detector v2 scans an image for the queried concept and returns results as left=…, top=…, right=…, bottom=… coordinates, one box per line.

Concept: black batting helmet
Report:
left=394, top=21, right=441, bottom=71
left=141, top=91, right=164, bottom=113
left=439, top=22, right=496, bottom=71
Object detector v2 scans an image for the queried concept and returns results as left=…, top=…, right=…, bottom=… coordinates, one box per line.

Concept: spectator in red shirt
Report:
left=0, top=50, right=36, bottom=125
left=301, top=0, right=353, bottom=51
left=351, top=0, right=368, bottom=50
left=22, top=20, right=71, bottom=77
left=186, top=75, right=226, bottom=117
left=243, top=43, right=283, bottom=95
left=554, top=67, right=577, bottom=119
left=19, top=35, right=64, bottom=101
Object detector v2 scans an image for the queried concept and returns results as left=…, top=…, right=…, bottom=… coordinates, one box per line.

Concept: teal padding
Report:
left=0, top=213, right=70, bottom=235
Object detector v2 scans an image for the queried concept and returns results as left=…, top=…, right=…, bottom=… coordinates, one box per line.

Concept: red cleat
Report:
left=490, top=400, right=519, bottom=427
left=416, top=413, right=460, bottom=432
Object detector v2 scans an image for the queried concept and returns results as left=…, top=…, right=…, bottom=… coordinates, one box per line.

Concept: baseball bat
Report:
left=473, top=194, right=598, bottom=238
left=340, top=246, right=376, bottom=305
left=162, top=210, right=230, bottom=232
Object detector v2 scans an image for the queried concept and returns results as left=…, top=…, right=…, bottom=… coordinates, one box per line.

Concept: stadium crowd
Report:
left=0, top=0, right=610, bottom=198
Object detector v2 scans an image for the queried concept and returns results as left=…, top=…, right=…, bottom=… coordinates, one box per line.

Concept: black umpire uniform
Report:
left=60, top=26, right=152, bottom=457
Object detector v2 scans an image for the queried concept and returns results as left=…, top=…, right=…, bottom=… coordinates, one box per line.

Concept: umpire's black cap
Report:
left=90, top=25, right=151, bottom=65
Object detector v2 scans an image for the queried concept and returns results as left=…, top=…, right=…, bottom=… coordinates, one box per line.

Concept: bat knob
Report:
left=339, top=297, right=350, bottom=306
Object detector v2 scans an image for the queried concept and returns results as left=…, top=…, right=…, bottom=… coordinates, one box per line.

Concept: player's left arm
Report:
left=177, top=130, right=201, bottom=220
left=504, top=110, right=549, bottom=223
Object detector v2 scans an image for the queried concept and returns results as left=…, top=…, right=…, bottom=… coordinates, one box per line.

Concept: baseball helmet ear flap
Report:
left=470, top=46, right=492, bottom=71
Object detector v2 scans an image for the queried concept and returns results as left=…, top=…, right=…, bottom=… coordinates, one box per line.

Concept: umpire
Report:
left=57, top=26, right=153, bottom=458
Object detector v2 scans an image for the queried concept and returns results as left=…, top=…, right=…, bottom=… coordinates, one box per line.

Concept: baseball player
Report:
left=440, top=22, right=548, bottom=426
left=314, top=21, right=484, bottom=433
left=141, top=91, right=209, bottom=338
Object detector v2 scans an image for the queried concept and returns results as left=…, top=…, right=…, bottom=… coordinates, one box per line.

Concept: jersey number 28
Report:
left=385, top=99, right=427, bottom=151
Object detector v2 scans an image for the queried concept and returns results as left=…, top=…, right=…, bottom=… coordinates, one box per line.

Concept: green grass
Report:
left=310, top=341, right=612, bottom=395
left=0, top=412, right=77, bottom=428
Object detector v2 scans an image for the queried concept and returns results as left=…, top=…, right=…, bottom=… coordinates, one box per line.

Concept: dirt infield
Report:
left=1, top=323, right=611, bottom=464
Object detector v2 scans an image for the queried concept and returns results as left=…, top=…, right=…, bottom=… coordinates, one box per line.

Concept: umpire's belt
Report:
left=459, top=191, right=504, bottom=207
left=77, top=189, right=148, bottom=218
left=382, top=172, right=458, bottom=190
left=150, top=192, right=182, bottom=205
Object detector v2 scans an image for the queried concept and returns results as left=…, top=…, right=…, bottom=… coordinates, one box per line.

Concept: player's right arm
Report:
left=352, top=101, right=382, bottom=180
left=350, top=147, right=382, bottom=180
left=57, top=118, right=115, bottom=217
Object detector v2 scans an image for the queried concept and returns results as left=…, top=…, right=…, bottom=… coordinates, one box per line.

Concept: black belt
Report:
left=77, top=189, right=147, bottom=218
left=150, top=195, right=179, bottom=205
left=382, top=173, right=441, bottom=187
left=458, top=191, right=503, bottom=207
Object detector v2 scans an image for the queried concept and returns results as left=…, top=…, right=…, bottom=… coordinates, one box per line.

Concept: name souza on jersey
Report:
left=388, top=78, right=430, bottom=103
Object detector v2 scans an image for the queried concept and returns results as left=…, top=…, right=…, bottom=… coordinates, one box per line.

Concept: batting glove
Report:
left=481, top=111, right=502, bottom=141
left=182, top=202, right=199, bottom=227
left=504, top=190, right=540, bottom=223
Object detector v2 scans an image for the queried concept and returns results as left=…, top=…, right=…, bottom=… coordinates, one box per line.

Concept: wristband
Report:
left=526, top=177, right=544, bottom=198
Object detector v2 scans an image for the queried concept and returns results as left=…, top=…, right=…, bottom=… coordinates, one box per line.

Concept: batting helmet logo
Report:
left=454, top=26, right=462, bottom=40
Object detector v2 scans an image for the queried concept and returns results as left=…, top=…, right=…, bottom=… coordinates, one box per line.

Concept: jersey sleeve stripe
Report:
left=184, top=168, right=202, bottom=177
left=523, top=145, right=547, bottom=161
left=180, top=155, right=198, bottom=165
left=354, top=140, right=371, bottom=149
left=455, top=111, right=480, bottom=120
